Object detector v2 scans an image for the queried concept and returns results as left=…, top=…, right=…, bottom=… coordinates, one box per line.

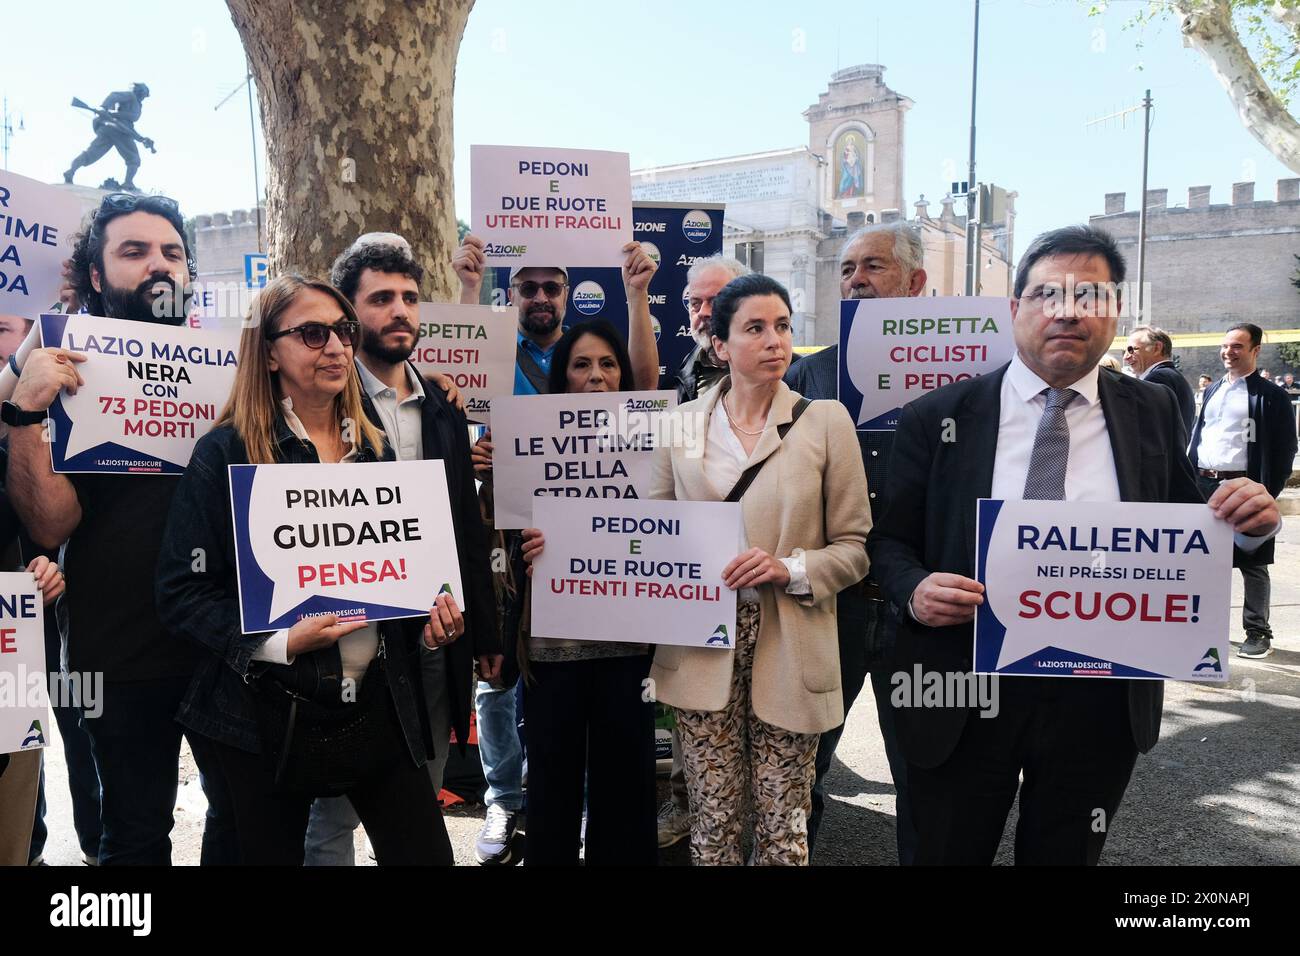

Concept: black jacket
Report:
left=359, top=364, right=499, bottom=751
left=1188, top=370, right=1297, bottom=567
left=155, top=415, right=431, bottom=763
left=867, top=365, right=1202, bottom=769
left=1143, top=360, right=1196, bottom=436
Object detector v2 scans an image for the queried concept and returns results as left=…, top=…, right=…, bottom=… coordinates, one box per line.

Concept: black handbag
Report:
left=251, top=643, right=406, bottom=797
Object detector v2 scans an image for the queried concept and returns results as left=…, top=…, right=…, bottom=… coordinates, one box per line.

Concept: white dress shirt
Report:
left=705, top=399, right=809, bottom=602
left=993, top=354, right=1271, bottom=549
left=1196, top=374, right=1250, bottom=471
left=356, top=358, right=425, bottom=462
left=992, top=355, right=1121, bottom=503
left=252, top=397, right=380, bottom=680
left=910, top=355, right=1273, bottom=621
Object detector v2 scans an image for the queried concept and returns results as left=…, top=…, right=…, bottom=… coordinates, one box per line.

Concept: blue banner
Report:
left=496, top=202, right=724, bottom=387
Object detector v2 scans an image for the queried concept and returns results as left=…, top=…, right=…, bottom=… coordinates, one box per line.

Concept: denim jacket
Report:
left=154, top=414, right=433, bottom=762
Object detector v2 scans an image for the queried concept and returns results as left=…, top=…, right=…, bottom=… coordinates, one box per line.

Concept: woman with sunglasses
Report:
left=156, top=274, right=462, bottom=865
left=511, top=319, right=659, bottom=866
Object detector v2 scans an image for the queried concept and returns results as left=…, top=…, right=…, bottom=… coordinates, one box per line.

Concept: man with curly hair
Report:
left=4, top=192, right=234, bottom=865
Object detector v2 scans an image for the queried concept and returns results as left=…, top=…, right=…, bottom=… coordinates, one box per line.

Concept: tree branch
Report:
left=1174, top=0, right=1300, bottom=172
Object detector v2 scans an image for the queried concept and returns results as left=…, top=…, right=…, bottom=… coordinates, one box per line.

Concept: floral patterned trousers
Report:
left=674, top=603, right=820, bottom=866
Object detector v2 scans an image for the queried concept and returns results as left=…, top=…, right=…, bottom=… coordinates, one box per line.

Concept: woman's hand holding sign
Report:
left=521, top=527, right=544, bottom=578
left=909, top=573, right=985, bottom=628
left=471, top=430, right=494, bottom=478
left=722, top=547, right=790, bottom=590
left=423, top=592, right=465, bottom=649
left=286, top=614, right=369, bottom=656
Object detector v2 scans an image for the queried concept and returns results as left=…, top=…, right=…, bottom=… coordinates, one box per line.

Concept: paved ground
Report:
left=32, top=515, right=1300, bottom=866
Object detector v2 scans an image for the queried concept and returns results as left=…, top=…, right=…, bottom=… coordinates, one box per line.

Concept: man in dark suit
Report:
left=868, top=225, right=1280, bottom=865
left=1124, top=325, right=1195, bottom=434
left=1188, top=323, right=1297, bottom=658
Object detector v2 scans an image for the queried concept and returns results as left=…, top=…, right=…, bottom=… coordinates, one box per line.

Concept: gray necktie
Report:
left=1022, top=387, right=1077, bottom=500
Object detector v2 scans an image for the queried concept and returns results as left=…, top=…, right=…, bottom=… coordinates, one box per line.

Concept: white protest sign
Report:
left=412, top=302, right=516, bottom=424
left=839, top=296, right=1014, bottom=431
left=974, top=499, right=1234, bottom=681
left=0, top=171, right=87, bottom=320
left=531, top=498, right=741, bottom=648
left=230, top=459, right=464, bottom=633
left=490, top=390, right=677, bottom=529
left=0, top=574, right=48, bottom=754
left=472, top=145, right=632, bottom=268
left=40, top=314, right=239, bottom=474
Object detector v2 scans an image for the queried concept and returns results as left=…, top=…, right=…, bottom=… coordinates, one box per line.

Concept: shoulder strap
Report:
left=516, top=343, right=550, bottom=395
left=724, top=397, right=812, bottom=503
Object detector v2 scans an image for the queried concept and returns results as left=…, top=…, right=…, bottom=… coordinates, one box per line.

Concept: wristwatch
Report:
left=0, top=401, right=48, bottom=427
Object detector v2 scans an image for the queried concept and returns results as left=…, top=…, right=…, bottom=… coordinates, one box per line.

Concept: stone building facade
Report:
left=1089, top=179, right=1300, bottom=381
left=634, top=64, right=1015, bottom=345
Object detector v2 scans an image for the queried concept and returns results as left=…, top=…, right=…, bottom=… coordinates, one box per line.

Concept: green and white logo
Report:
left=1193, top=647, right=1222, bottom=674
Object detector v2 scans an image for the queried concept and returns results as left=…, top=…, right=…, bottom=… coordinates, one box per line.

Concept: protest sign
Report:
left=229, top=459, right=464, bottom=633
left=839, top=296, right=1014, bottom=431
left=0, top=574, right=48, bottom=754
left=39, top=313, right=239, bottom=474
left=472, top=145, right=632, bottom=269
left=974, top=499, right=1233, bottom=681
left=490, top=390, right=677, bottom=529
left=412, top=303, right=516, bottom=424
left=0, top=170, right=87, bottom=320
left=565, top=202, right=725, bottom=384
left=530, top=497, right=741, bottom=648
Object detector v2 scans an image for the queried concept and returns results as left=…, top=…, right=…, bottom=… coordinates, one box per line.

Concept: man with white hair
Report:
left=784, top=221, right=926, bottom=863
left=673, top=254, right=750, bottom=403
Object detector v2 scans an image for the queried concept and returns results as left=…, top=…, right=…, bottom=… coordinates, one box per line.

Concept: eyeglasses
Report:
left=266, top=319, right=361, bottom=350
left=99, top=192, right=181, bottom=216
left=512, top=280, right=566, bottom=299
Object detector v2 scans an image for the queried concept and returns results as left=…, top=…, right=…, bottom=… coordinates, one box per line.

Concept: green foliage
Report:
left=457, top=218, right=470, bottom=242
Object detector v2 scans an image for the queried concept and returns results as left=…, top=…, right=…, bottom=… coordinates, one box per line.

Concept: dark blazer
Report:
left=156, top=417, right=432, bottom=763
left=867, top=364, right=1203, bottom=769
left=360, top=363, right=500, bottom=753
left=1143, top=360, right=1196, bottom=436
left=1188, top=370, right=1297, bottom=567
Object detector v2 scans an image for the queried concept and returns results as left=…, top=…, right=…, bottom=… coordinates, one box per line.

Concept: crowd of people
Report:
left=0, top=187, right=1293, bottom=867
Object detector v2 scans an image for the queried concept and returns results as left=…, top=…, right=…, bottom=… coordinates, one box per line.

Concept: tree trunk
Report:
left=225, top=0, right=474, bottom=298
left=1175, top=0, right=1300, bottom=174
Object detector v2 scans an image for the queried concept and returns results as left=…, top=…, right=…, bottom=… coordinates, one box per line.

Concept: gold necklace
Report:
left=722, top=393, right=767, bottom=436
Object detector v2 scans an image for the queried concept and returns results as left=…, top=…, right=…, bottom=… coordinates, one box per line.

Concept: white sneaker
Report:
left=656, top=800, right=691, bottom=848
left=474, top=803, right=519, bottom=865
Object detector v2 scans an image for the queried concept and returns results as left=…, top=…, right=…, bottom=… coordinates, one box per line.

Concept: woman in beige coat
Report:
left=649, top=273, right=871, bottom=865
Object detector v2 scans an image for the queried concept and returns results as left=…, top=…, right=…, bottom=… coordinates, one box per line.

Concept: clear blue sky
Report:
left=5, top=0, right=1294, bottom=267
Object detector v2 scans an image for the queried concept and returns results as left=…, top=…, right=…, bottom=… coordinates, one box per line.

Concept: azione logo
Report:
left=571, top=280, right=606, bottom=316
left=651, top=315, right=662, bottom=341
left=641, top=241, right=662, bottom=267
left=682, top=209, right=712, bottom=244
left=484, top=242, right=527, bottom=258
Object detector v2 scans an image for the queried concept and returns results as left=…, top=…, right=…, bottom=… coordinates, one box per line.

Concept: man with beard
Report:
left=672, top=255, right=750, bottom=404
left=782, top=221, right=927, bottom=863
left=2, top=193, right=234, bottom=865
left=298, top=236, right=502, bottom=865
left=452, top=234, right=657, bottom=864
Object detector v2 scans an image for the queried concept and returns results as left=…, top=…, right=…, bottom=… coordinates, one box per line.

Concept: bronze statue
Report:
left=63, top=84, right=156, bottom=192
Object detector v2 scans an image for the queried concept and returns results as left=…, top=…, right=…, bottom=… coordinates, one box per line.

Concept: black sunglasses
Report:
left=99, top=192, right=181, bottom=216
left=266, top=319, right=361, bottom=350
left=512, top=280, right=566, bottom=298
